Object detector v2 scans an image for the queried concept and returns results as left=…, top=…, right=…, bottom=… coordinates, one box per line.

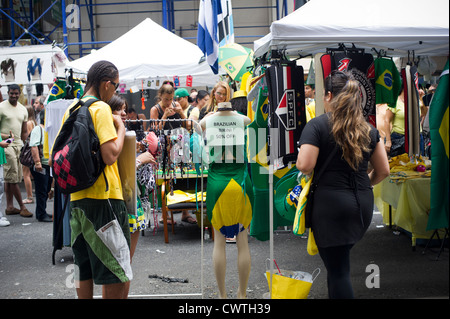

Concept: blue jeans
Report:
left=30, top=164, right=52, bottom=220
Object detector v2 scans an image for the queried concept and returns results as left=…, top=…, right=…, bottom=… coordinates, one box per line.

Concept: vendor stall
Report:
left=251, top=0, right=449, bottom=290
left=373, top=160, right=433, bottom=249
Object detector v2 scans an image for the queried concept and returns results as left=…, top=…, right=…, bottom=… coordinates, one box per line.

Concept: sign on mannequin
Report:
left=205, top=115, right=245, bottom=146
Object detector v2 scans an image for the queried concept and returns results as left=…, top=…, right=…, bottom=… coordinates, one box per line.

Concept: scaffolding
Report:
left=1, top=0, right=292, bottom=60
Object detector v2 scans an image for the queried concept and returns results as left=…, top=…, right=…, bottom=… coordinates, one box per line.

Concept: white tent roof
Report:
left=254, top=0, right=449, bottom=58
left=68, top=18, right=218, bottom=87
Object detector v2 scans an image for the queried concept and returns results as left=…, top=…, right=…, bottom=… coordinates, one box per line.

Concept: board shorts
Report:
left=70, top=198, right=133, bottom=285
left=3, top=146, right=22, bottom=183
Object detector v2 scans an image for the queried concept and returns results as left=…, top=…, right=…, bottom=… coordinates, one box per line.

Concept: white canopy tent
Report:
left=254, top=0, right=449, bottom=58
left=68, top=18, right=219, bottom=88
left=255, top=0, right=449, bottom=295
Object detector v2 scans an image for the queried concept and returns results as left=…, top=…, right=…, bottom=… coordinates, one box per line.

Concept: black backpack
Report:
left=51, top=98, right=108, bottom=194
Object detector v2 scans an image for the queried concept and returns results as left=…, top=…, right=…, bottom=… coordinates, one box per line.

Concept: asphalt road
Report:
left=0, top=183, right=448, bottom=301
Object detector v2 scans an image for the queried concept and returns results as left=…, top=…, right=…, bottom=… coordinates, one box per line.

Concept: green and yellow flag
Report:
left=427, top=59, right=449, bottom=231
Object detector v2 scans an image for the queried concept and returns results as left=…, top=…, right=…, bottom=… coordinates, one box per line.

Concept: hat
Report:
left=146, top=131, right=159, bottom=155
left=232, top=90, right=247, bottom=99
left=274, top=169, right=301, bottom=222
left=175, top=88, right=190, bottom=99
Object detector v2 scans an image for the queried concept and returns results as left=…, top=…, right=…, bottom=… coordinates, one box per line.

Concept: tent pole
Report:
left=268, top=130, right=274, bottom=299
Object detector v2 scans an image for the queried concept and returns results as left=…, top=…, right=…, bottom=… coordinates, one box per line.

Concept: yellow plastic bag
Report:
left=265, top=267, right=320, bottom=299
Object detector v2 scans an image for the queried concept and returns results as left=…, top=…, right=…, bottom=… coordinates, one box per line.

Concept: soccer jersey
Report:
left=375, top=58, right=402, bottom=108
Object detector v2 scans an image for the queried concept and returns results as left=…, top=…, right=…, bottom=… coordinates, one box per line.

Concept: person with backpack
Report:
left=52, top=61, right=129, bottom=299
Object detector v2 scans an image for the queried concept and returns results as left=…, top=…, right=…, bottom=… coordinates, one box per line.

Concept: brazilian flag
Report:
left=248, top=86, right=292, bottom=241
left=427, top=59, right=449, bottom=231
left=47, top=80, right=66, bottom=102
left=375, top=57, right=402, bottom=108
left=48, top=80, right=84, bottom=103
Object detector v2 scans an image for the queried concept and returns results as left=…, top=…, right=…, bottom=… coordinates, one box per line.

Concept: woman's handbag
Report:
left=19, top=126, right=43, bottom=167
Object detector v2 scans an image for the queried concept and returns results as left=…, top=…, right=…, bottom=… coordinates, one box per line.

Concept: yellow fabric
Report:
left=244, top=73, right=256, bottom=121
left=293, top=172, right=313, bottom=236
left=387, top=154, right=430, bottom=183
left=266, top=270, right=312, bottom=299
left=306, top=100, right=316, bottom=122
left=389, top=153, right=426, bottom=172
left=166, top=189, right=206, bottom=206
left=307, top=230, right=318, bottom=255
left=53, top=97, right=123, bottom=201
left=373, top=176, right=439, bottom=244
left=211, top=178, right=252, bottom=231
left=440, top=106, right=449, bottom=157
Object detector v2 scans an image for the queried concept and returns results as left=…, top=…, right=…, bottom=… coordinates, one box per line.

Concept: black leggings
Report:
left=318, top=244, right=354, bottom=299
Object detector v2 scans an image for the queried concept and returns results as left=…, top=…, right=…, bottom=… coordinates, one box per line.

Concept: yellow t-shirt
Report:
left=55, top=97, right=123, bottom=201
left=387, top=99, right=405, bottom=135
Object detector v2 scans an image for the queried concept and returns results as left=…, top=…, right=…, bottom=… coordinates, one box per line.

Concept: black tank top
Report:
left=154, top=103, right=182, bottom=130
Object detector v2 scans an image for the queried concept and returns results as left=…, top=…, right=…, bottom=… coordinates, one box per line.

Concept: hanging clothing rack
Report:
left=125, top=117, right=207, bottom=298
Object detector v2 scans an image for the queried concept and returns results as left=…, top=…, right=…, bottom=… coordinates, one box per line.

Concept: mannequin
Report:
left=27, top=57, right=43, bottom=82
left=51, top=52, right=67, bottom=78
left=200, top=102, right=253, bottom=299
left=1, top=58, right=17, bottom=82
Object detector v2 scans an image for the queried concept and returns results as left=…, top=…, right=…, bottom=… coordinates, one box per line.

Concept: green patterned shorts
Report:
left=70, top=198, right=132, bottom=285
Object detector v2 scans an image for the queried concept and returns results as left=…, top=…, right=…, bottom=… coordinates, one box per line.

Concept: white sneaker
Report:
left=0, top=217, right=10, bottom=227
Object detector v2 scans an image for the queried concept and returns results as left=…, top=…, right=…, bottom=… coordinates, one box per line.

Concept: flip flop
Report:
left=182, top=216, right=197, bottom=224
left=23, top=198, right=34, bottom=204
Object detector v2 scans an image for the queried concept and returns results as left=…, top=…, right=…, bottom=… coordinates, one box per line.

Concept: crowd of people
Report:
left=0, top=60, right=439, bottom=299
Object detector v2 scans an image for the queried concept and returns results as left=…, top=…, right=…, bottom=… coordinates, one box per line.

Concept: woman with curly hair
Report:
left=296, top=71, right=389, bottom=298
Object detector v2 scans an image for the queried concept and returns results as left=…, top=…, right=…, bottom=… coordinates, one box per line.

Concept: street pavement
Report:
left=0, top=183, right=448, bottom=301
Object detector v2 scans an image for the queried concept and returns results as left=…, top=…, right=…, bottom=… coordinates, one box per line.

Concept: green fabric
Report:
left=375, top=57, right=402, bottom=108
left=0, top=136, right=6, bottom=165
left=427, top=59, right=449, bottom=230
left=248, top=86, right=291, bottom=241
left=47, top=80, right=84, bottom=102
left=70, top=199, right=130, bottom=283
